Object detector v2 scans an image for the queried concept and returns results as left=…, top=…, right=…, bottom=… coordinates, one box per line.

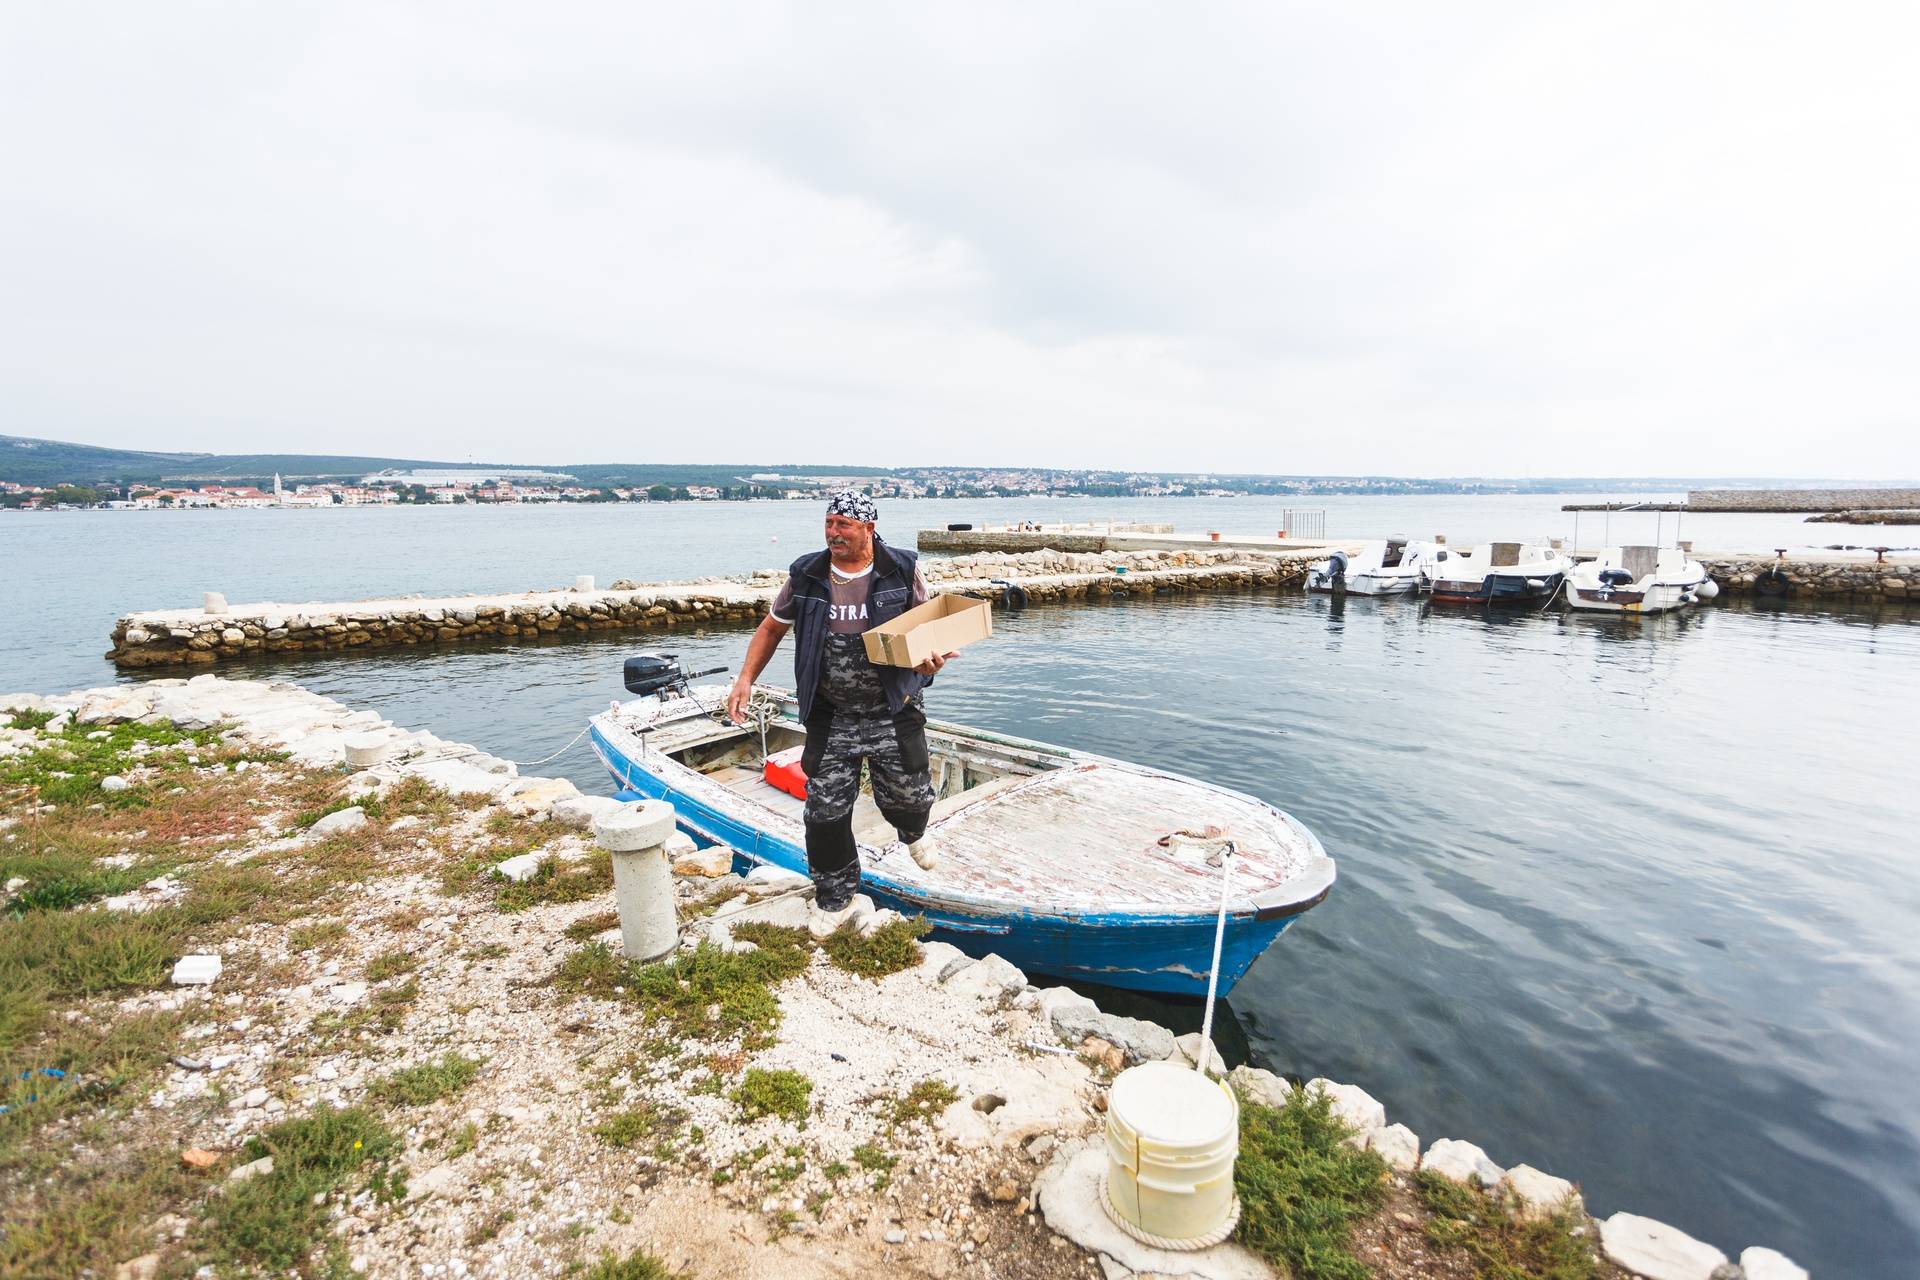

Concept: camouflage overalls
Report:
left=800, top=634, right=935, bottom=908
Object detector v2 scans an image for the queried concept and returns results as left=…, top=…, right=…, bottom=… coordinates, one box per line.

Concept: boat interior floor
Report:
left=668, top=715, right=1046, bottom=845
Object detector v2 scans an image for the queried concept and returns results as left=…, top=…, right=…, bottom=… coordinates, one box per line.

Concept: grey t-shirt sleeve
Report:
left=912, top=565, right=929, bottom=607
left=769, top=577, right=796, bottom=624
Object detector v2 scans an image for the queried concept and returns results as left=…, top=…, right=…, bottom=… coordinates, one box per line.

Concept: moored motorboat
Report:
left=1423, top=541, right=1572, bottom=604
left=1567, top=545, right=1719, bottom=614
left=586, top=658, right=1334, bottom=996
left=1307, top=539, right=1442, bottom=596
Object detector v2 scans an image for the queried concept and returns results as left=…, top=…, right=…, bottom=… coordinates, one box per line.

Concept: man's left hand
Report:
left=914, top=651, right=958, bottom=676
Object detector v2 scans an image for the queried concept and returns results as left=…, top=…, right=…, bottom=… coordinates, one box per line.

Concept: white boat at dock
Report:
left=1566, top=545, right=1719, bottom=614
left=1307, top=539, right=1441, bottom=596
left=1422, top=541, right=1573, bottom=605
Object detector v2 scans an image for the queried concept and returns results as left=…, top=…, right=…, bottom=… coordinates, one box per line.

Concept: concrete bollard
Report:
left=593, top=799, right=680, bottom=963
left=344, top=734, right=390, bottom=770
left=203, top=592, right=227, bottom=615
left=575, top=575, right=594, bottom=592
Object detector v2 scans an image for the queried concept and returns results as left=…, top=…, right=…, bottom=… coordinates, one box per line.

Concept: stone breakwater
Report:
left=1696, top=551, right=1917, bottom=602
left=105, top=549, right=1318, bottom=669
left=1, top=677, right=1812, bottom=1279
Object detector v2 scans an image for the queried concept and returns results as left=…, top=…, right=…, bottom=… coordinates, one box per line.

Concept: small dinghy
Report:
left=587, top=657, right=1334, bottom=996
left=1308, top=538, right=1442, bottom=596
left=1423, top=540, right=1572, bottom=604
left=1567, top=545, right=1719, bottom=614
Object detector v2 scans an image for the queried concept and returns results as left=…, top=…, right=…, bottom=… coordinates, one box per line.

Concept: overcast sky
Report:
left=3, top=4, right=1916, bottom=477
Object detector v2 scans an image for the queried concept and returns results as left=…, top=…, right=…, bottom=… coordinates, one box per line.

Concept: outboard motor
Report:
left=623, top=653, right=727, bottom=699
left=1594, top=566, right=1634, bottom=599
left=1325, top=550, right=1349, bottom=591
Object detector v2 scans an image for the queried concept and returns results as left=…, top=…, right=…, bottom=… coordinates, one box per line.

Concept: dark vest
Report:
left=786, top=535, right=929, bottom=720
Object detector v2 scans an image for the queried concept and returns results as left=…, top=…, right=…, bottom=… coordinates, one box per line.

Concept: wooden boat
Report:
left=1423, top=540, right=1572, bottom=604
left=586, top=665, right=1334, bottom=996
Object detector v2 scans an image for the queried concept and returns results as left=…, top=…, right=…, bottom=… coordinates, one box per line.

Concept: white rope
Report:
left=502, top=722, right=594, bottom=768
left=1100, top=1169, right=1243, bottom=1251
left=1197, top=838, right=1235, bottom=1070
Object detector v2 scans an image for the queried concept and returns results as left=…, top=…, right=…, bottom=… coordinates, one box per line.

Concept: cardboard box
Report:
left=863, top=593, right=993, bottom=668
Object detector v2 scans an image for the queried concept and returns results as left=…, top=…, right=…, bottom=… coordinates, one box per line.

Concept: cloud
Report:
left=2, top=2, right=1915, bottom=475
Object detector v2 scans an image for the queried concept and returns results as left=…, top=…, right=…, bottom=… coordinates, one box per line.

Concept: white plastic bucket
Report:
left=1104, top=1060, right=1240, bottom=1244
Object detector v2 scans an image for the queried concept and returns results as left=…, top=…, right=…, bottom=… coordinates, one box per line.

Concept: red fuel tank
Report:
left=763, top=745, right=808, bottom=800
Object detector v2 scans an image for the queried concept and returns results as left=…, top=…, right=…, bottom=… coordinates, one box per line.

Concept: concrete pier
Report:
left=106, top=549, right=1321, bottom=669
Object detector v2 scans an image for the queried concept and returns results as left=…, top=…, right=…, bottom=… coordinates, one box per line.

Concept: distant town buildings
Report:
left=1, top=465, right=1614, bottom=511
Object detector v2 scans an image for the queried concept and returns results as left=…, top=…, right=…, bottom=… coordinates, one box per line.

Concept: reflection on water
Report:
left=132, top=587, right=1920, bottom=1278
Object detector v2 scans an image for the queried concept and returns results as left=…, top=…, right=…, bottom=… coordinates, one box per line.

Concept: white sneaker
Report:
left=907, top=833, right=941, bottom=871
left=807, top=893, right=874, bottom=942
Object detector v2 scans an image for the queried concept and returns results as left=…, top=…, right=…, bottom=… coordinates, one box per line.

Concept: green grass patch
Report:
left=592, top=1102, right=683, bottom=1150
left=888, top=1077, right=959, bottom=1130
left=288, top=919, right=347, bottom=951
left=852, top=1141, right=896, bottom=1190
left=4, top=706, right=56, bottom=730
left=368, top=1052, right=482, bottom=1107
left=493, top=849, right=614, bottom=913
left=1232, top=1085, right=1390, bottom=1280
left=822, top=914, right=930, bottom=977
left=0, top=1151, right=193, bottom=1278
left=365, top=949, right=419, bottom=981
left=732, top=1068, right=812, bottom=1123
left=1416, top=1169, right=1598, bottom=1280
left=582, top=1248, right=676, bottom=1280
left=557, top=927, right=813, bottom=1049
left=204, top=1106, right=401, bottom=1276
left=565, top=909, right=621, bottom=940
left=0, top=718, right=219, bottom=808
left=0, top=906, right=181, bottom=999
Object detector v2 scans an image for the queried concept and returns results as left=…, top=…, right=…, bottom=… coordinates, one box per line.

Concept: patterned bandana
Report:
left=825, top=489, right=877, bottom=523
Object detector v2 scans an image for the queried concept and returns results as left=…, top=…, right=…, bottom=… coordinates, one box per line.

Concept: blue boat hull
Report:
left=591, top=726, right=1306, bottom=996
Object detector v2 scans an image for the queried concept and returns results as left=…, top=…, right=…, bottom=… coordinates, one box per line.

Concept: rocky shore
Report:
left=104, top=550, right=1317, bottom=670
left=1, top=678, right=1811, bottom=1279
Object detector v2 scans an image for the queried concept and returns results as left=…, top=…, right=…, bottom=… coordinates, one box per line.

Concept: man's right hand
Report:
left=726, top=680, right=753, bottom=725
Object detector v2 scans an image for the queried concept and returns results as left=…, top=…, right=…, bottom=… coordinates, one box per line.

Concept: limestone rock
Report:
left=944, top=953, right=1028, bottom=1001
left=1035, top=986, right=1097, bottom=1024
left=500, top=776, right=580, bottom=818
left=307, top=806, right=367, bottom=837
left=494, top=853, right=546, bottom=883
left=100, top=775, right=130, bottom=792
left=1049, top=1006, right=1176, bottom=1065
left=77, top=691, right=152, bottom=725
left=1173, top=1033, right=1227, bottom=1078
left=856, top=907, right=905, bottom=937
left=1307, top=1078, right=1387, bottom=1133
left=1363, top=1123, right=1421, bottom=1172
left=670, top=841, right=733, bottom=878
left=1739, top=1247, right=1808, bottom=1280
left=1423, top=1138, right=1504, bottom=1187
left=1227, top=1065, right=1293, bottom=1110
left=406, top=1164, right=464, bottom=1201
left=327, top=981, right=368, bottom=1005
left=1599, top=1213, right=1729, bottom=1280
left=228, top=1155, right=274, bottom=1182
left=1504, top=1164, right=1581, bottom=1220
left=548, top=794, right=627, bottom=829
left=917, top=940, right=970, bottom=980
left=113, top=1254, right=161, bottom=1280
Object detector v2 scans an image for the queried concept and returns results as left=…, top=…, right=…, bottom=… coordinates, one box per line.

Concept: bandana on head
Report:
left=825, top=489, right=877, bottom=523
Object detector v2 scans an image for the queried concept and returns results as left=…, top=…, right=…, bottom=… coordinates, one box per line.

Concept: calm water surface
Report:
left=5, top=500, right=1919, bottom=1278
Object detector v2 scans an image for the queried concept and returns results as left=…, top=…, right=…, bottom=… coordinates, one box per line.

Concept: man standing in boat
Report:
left=726, top=490, right=954, bottom=934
